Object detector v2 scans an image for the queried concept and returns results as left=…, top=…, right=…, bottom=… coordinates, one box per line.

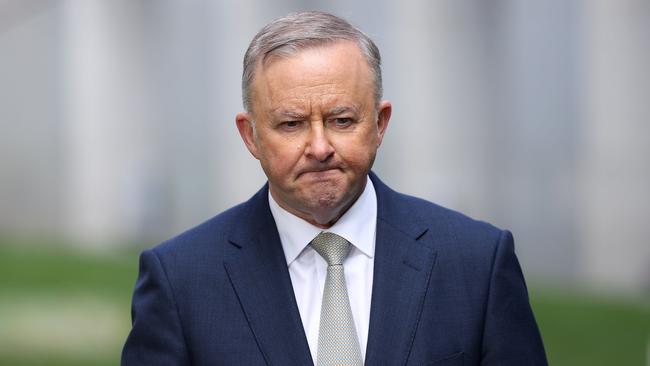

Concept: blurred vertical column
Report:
left=579, top=0, right=650, bottom=292
left=146, top=1, right=218, bottom=236
left=378, top=0, right=490, bottom=210
left=487, top=0, right=582, bottom=281
left=204, top=0, right=273, bottom=213
left=0, top=1, right=63, bottom=237
left=61, top=0, right=156, bottom=246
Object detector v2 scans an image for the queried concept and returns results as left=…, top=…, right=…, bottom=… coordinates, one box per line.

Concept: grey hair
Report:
left=242, top=11, right=383, bottom=113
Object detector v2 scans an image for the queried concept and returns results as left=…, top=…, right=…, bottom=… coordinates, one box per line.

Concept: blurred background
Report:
left=0, top=0, right=648, bottom=365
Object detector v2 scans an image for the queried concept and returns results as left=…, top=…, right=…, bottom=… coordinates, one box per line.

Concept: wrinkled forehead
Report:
left=247, top=41, right=377, bottom=118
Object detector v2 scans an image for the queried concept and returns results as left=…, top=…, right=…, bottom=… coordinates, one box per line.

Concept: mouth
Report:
left=298, top=167, right=341, bottom=179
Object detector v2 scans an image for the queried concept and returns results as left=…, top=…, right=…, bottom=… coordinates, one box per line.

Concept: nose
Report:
left=305, top=123, right=334, bottom=162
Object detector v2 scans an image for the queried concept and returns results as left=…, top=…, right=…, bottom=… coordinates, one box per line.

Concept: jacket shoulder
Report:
left=151, top=188, right=267, bottom=262
left=379, top=180, right=503, bottom=235
left=409, top=193, right=502, bottom=236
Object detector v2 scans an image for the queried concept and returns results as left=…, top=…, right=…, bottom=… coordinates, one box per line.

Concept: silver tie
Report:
left=311, top=232, right=364, bottom=366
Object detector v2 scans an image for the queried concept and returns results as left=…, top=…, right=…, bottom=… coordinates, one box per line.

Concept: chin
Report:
left=315, top=188, right=355, bottom=212
left=315, top=194, right=340, bottom=209
left=294, top=187, right=338, bottom=211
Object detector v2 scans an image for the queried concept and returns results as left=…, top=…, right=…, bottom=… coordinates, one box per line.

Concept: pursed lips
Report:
left=297, top=167, right=342, bottom=179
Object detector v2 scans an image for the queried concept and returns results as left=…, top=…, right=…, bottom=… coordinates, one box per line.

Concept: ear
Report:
left=375, top=100, right=392, bottom=147
left=235, top=112, right=260, bottom=159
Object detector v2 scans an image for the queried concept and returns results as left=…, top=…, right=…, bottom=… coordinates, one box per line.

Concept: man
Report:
left=122, top=11, right=547, bottom=366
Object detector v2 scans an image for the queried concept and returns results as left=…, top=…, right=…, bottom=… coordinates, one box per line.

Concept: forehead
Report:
left=251, top=42, right=375, bottom=113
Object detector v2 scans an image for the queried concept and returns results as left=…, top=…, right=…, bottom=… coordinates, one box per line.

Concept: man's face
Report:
left=236, top=41, right=391, bottom=228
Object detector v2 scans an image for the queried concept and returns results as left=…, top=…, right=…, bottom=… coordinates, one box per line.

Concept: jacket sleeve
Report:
left=481, top=230, right=548, bottom=365
left=121, top=249, right=191, bottom=366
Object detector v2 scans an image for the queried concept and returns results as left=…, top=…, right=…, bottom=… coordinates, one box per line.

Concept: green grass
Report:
left=1, top=239, right=648, bottom=365
left=532, top=288, right=649, bottom=365
left=0, top=240, right=139, bottom=297
left=0, top=239, right=140, bottom=366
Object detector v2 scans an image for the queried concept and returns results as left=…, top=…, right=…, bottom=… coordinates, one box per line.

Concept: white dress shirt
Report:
left=268, top=176, right=376, bottom=363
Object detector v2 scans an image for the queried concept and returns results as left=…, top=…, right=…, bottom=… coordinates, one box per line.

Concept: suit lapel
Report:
left=365, top=174, right=438, bottom=366
left=222, top=175, right=439, bottom=366
left=223, top=186, right=313, bottom=366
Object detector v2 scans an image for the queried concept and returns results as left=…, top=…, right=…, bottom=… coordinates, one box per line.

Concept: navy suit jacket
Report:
left=122, top=173, right=547, bottom=365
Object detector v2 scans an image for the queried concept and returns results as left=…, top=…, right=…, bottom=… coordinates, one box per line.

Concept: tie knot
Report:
left=311, top=232, right=351, bottom=266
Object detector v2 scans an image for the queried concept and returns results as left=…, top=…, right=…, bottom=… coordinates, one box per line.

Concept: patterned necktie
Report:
left=311, top=232, right=364, bottom=366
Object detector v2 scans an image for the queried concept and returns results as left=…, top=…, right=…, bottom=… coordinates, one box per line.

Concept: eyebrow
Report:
left=271, top=105, right=360, bottom=119
left=327, top=106, right=359, bottom=116
left=272, top=110, right=307, bottom=119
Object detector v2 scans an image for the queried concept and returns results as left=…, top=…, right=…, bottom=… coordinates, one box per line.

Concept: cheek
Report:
left=337, top=144, right=374, bottom=168
left=335, top=132, right=378, bottom=161
left=262, top=140, right=304, bottom=172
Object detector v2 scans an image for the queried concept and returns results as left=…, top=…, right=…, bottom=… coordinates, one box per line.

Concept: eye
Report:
left=332, top=118, right=353, bottom=128
left=279, top=120, right=303, bottom=131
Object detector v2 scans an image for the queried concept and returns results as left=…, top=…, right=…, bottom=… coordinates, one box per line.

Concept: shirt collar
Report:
left=268, top=176, right=377, bottom=266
